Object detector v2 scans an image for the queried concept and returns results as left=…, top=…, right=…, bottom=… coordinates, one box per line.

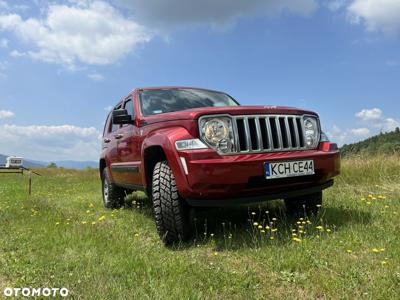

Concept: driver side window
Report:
left=111, top=104, right=122, bottom=132
left=122, top=99, right=135, bottom=127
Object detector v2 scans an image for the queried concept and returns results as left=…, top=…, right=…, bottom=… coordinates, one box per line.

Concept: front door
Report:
left=115, top=97, right=142, bottom=187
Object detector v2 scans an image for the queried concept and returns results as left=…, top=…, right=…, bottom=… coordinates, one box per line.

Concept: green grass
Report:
left=1, top=156, right=399, bottom=299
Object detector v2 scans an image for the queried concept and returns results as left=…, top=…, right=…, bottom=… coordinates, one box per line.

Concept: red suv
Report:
left=100, top=87, right=340, bottom=244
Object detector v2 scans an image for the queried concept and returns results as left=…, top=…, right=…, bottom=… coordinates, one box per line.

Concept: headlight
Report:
left=199, top=117, right=235, bottom=153
left=303, top=117, right=319, bottom=148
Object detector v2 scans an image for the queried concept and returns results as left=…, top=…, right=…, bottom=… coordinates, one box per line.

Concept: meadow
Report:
left=0, top=155, right=399, bottom=299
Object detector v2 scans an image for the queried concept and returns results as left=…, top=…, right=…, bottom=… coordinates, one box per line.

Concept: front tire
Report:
left=284, top=191, right=322, bottom=217
left=102, top=168, right=125, bottom=209
left=151, top=161, right=190, bottom=245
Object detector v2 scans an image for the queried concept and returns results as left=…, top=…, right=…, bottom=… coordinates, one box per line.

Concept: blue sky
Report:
left=0, top=0, right=399, bottom=161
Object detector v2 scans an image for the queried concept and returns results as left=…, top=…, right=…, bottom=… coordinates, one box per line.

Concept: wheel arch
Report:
left=143, top=145, right=167, bottom=195
left=99, top=158, right=106, bottom=179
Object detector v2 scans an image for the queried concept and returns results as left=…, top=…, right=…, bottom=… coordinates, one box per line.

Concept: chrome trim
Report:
left=255, top=117, right=263, bottom=151
left=284, top=117, right=292, bottom=148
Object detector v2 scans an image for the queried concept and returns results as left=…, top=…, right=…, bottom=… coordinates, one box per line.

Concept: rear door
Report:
left=114, top=96, right=142, bottom=187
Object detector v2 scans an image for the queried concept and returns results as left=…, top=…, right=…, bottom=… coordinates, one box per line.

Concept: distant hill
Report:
left=340, top=128, right=400, bottom=156
left=0, top=154, right=97, bottom=170
left=0, top=154, right=45, bottom=169
left=55, top=160, right=98, bottom=169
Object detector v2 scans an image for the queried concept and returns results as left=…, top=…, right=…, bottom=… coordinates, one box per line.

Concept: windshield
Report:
left=139, top=89, right=239, bottom=116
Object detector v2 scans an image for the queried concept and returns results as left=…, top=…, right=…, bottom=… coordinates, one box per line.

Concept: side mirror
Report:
left=112, top=109, right=133, bottom=125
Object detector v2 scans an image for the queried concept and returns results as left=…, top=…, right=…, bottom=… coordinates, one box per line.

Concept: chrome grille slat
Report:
left=275, top=117, right=283, bottom=150
left=254, top=117, right=262, bottom=151
left=234, top=115, right=310, bottom=154
left=293, top=117, right=300, bottom=149
left=285, top=116, right=292, bottom=149
left=243, top=117, right=251, bottom=151
left=264, top=117, right=273, bottom=150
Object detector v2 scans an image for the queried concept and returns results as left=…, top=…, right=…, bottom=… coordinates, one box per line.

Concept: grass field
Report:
left=1, top=156, right=399, bottom=299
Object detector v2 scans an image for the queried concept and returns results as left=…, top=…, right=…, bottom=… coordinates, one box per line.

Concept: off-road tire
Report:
left=284, top=191, right=322, bottom=217
left=151, top=160, right=190, bottom=245
left=102, top=168, right=125, bottom=209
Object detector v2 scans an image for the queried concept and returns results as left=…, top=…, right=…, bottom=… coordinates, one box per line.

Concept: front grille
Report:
left=233, top=115, right=308, bottom=153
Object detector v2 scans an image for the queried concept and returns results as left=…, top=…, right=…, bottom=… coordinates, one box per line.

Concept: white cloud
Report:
left=113, top=0, right=318, bottom=29
left=329, top=107, right=400, bottom=145
left=325, top=0, right=349, bottom=11
left=327, top=125, right=370, bottom=145
left=0, top=38, right=7, bottom=48
left=0, top=60, right=7, bottom=78
left=87, top=72, right=104, bottom=81
left=355, top=108, right=383, bottom=121
left=384, top=118, right=400, bottom=131
left=0, top=1, right=152, bottom=67
left=0, top=124, right=101, bottom=161
left=356, top=107, right=400, bottom=131
left=0, top=0, right=8, bottom=10
left=348, top=0, right=400, bottom=36
left=350, top=127, right=370, bottom=137
left=0, top=109, right=14, bottom=119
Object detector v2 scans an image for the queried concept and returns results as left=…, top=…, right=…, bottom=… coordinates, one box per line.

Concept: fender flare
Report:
left=141, top=126, right=194, bottom=195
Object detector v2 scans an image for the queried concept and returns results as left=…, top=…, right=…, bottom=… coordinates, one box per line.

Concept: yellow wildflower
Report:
left=292, top=237, right=302, bottom=243
left=346, top=249, right=352, bottom=253
left=372, top=248, right=380, bottom=253
left=253, top=222, right=258, bottom=226
left=98, top=215, right=106, bottom=221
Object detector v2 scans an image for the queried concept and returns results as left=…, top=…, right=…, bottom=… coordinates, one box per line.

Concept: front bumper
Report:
left=173, top=142, right=340, bottom=204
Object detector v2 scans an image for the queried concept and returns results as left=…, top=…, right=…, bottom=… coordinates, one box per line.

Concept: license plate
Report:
left=264, top=160, right=315, bottom=179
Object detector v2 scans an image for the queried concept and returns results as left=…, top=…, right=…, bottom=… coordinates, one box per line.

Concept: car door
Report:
left=103, top=104, right=122, bottom=182
left=114, top=97, right=142, bottom=187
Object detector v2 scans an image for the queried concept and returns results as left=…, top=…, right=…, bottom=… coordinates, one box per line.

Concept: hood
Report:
left=140, top=105, right=318, bottom=125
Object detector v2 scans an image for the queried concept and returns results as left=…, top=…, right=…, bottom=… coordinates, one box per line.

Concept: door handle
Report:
left=114, top=134, right=124, bottom=140
left=103, top=138, right=111, bottom=143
